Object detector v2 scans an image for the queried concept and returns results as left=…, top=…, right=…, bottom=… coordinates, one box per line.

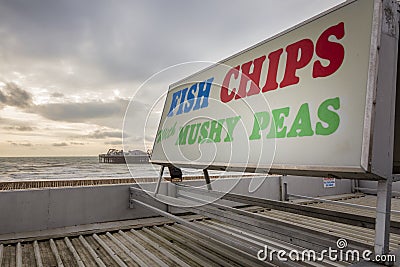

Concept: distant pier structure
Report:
left=99, top=149, right=150, bottom=164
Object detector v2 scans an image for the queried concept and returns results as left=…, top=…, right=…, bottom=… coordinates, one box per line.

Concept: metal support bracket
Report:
left=203, top=169, right=212, bottom=191
left=154, top=165, right=165, bottom=196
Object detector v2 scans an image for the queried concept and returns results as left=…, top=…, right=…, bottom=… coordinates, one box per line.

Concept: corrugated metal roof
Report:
left=1, top=194, right=397, bottom=266
left=257, top=207, right=400, bottom=252
left=299, top=194, right=400, bottom=222
left=0, top=219, right=275, bottom=267
left=0, top=210, right=358, bottom=267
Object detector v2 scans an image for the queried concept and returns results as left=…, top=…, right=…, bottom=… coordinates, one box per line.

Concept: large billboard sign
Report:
left=151, top=0, right=399, bottom=180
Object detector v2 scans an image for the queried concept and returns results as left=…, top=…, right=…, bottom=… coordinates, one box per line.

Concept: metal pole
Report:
left=154, top=166, right=165, bottom=196
left=203, top=169, right=212, bottom=191
left=374, top=179, right=393, bottom=255
left=283, top=182, right=288, bottom=201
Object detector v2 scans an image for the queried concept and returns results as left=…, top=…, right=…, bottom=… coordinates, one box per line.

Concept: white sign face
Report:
left=151, top=0, right=379, bottom=176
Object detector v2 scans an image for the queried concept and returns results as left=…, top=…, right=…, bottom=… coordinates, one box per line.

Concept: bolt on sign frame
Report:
left=150, top=0, right=399, bottom=257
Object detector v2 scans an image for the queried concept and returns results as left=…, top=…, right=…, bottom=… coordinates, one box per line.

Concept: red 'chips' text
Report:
left=220, top=22, right=345, bottom=103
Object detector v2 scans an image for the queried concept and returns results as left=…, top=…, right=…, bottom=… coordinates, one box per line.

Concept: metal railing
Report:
left=288, top=193, right=400, bottom=215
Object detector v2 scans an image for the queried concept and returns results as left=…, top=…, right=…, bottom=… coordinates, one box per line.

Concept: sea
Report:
left=0, top=157, right=230, bottom=181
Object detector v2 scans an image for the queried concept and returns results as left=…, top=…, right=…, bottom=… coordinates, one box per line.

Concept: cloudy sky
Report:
left=0, top=0, right=344, bottom=157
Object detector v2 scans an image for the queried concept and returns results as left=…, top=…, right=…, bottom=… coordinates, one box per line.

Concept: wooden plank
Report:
left=105, top=232, right=150, bottom=267
left=49, top=239, right=64, bottom=267
left=16, top=242, right=22, bottom=267
left=64, top=237, right=84, bottom=267
left=92, top=234, right=128, bottom=267
left=0, top=244, right=3, bottom=267
left=141, top=227, right=217, bottom=267
left=127, top=229, right=191, bottom=267
left=33, top=241, right=43, bottom=267
left=78, top=235, right=106, bottom=267
left=0, top=216, right=205, bottom=244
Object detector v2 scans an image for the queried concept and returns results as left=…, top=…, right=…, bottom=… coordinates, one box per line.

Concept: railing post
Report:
left=283, top=182, right=288, bottom=201
left=374, top=178, right=393, bottom=256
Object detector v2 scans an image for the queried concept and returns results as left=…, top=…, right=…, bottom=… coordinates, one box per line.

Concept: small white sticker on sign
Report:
left=323, top=177, right=336, bottom=188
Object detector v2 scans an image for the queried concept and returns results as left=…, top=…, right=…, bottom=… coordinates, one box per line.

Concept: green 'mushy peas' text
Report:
left=174, top=97, right=340, bottom=145
left=250, top=97, right=340, bottom=140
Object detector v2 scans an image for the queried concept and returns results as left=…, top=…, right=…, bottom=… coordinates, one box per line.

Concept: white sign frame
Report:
left=151, top=0, right=399, bottom=181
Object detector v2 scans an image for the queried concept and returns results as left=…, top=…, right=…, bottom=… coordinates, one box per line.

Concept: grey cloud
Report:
left=0, top=81, right=135, bottom=129
left=52, top=142, right=68, bottom=147
left=8, top=141, right=33, bottom=147
left=104, top=140, right=122, bottom=145
left=16, top=126, right=34, bottom=131
left=87, top=130, right=127, bottom=139
left=145, top=135, right=155, bottom=143
left=32, top=98, right=148, bottom=129
left=0, top=116, right=24, bottom=125
left=0, top=82, right=143, bottom=130
left=0, top=0, right=344, bottom=86
left=0, top=82, right=129, bottom=129
left=70, top=142, right=85, bottom=145
left=0, top=84, right=148, bottom=130
left=123, top=134, right=155, bottom=147
left=4, top=125, right=35, bottom=131
left=31, top=98, right=129, bottom=124
left=51, top=92, right=64, bottom=98
left=0, top=82, right=33, bottom=108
